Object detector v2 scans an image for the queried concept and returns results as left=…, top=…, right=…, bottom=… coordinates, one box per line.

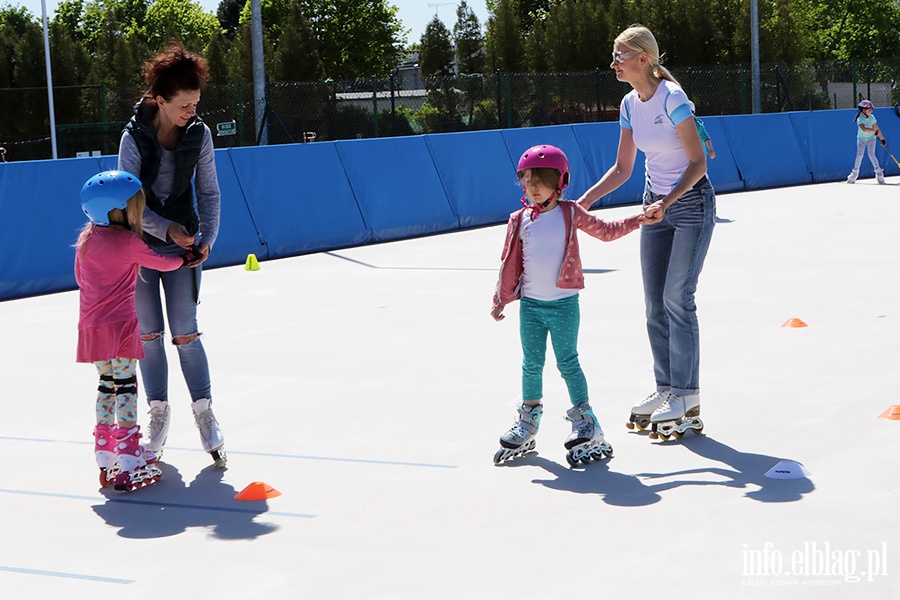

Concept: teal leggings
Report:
left=520, top=295, right=588, bottom=405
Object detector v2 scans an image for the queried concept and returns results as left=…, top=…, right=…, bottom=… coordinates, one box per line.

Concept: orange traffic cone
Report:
left=235, top=481, right=281, bottom=501
left=781, top=318, right=808, bottom=328
left=878, top=405, right=900, bottom=420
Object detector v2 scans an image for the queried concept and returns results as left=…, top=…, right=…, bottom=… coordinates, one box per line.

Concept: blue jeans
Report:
left=640, top=181, right=716, bottom=396
left=135, top=243, right=211, bottom=403
left=520, top=295, right=589, bottom=405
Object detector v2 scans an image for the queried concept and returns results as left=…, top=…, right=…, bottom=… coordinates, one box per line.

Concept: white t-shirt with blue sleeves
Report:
left=619, top=80, right=699, bottom=194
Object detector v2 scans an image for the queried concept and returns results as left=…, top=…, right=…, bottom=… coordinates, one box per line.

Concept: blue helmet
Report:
left=80, top=170, right=142, bottom=226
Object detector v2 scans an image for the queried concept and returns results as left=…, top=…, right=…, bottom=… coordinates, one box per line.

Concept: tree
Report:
left=486, top=0, right=523, bottom=72
left=142, top=0, right=220, bottom=51
left=273, top=0, right=323, bottom=81
left=454, top=0, right=484, bottom=74
left=216, top=0, right=244, bottom=40
left=420, top=16, right=453, bottom=77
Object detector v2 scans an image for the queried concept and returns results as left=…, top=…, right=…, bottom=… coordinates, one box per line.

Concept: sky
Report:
left=12, top=0, right=490, bottom=46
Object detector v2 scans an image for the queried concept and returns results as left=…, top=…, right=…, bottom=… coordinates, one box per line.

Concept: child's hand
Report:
left=709, top=150, right=716, bottom=159
left=640, top=203, right=664, bottom=225
left=491, top=306, right=505, bottom=321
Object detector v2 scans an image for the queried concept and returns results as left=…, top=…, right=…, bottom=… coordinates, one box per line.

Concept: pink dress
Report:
left=75, top=227, right=184, bottom=362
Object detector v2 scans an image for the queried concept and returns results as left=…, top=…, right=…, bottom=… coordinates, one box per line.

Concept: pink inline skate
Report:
left=93, top=424, right=117, bottom=487
left=111, top=425, right=162, bottom=492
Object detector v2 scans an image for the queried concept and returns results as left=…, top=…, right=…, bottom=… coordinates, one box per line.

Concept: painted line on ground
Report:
left=0, top=488, right=316, bottom=519
left=0, top=436, right=458, bottom=469
left=0, top=565, right=134, bottom=584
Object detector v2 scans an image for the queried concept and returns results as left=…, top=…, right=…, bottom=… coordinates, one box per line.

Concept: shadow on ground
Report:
left=502, top=434, right=814, bottom=506
left=91, top=463, right=280, bottom=540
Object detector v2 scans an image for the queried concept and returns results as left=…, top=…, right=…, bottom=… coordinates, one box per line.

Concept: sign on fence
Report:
left=217, top=121, right=237, bottom=136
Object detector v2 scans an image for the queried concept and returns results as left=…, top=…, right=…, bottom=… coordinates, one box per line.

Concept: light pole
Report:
left=40, top=0, right=58, bottom=158
left=751, top=0, right=761, bottom=113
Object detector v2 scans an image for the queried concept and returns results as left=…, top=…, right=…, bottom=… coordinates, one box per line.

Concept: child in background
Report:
left=847, top=99, right=886, bottom=184
left=491, top=145, right=657, bottom=466
left=695, top=117, right=716, bottom=159
left=76, top=171, right=191, bottom=492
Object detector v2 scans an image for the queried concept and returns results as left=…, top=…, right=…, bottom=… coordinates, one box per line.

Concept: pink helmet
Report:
left=517, top=145, right=570, bottom=193
left=858, top=99, right=874, bottom=110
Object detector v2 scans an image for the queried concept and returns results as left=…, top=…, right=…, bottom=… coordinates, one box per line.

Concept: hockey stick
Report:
left=882, top=142, right=900, bottom=169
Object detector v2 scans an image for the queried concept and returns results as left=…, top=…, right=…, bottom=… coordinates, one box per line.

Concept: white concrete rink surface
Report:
left=1, top=177, right=898, bottom=599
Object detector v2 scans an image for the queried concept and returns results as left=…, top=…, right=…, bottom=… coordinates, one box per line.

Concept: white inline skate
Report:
left=111, top=425, right=162, bottom=492
left=193, top=398, right=227, bottom=468
left=564, top=402, right=613, bottom=467
left=145, top=400, right=170, bottom=458
left=649, top=394, right=704, bottom=440
left=493, top=403, right=542, bottom=464
left=626, top=391, right=669, bottom=431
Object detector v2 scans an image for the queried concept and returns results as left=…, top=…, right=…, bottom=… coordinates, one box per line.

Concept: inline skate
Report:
left=649, top=394, right=703, bottom=440
left=111, top=425, right=162, bottom=492
left=626, top=391, right=669, bottom=431
left=564, top=402, right=612, bottom=467
left=193, top=398, right=227, bottom=468
left=493, top=403, right=542, bottom=464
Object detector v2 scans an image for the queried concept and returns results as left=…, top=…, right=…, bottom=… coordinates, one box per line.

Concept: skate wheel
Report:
left=648, top=431, right=658, bottom=440
left=673, top=431, right=684, bottom=439
left=565, top=451, right=578, bottom=467
left=211, top=449, right=227, bottom=468
left=625, top=421, right=635, bottom=430
left=99, top=468, right=111, bottom=488
left=657, top=432, right=670, bottom=441
left=493, top=448, right=506, bottom=464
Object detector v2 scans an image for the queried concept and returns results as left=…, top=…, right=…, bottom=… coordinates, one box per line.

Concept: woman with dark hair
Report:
left=118, top=44, right=225, bottom=467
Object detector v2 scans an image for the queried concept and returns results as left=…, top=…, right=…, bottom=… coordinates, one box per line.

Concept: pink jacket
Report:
left=75, top=227, right=184, bottom=362
left=493, top=201, right=640, bottom=309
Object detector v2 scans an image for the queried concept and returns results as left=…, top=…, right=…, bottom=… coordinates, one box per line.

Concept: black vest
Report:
left=124, top=101, right=206, bottom=246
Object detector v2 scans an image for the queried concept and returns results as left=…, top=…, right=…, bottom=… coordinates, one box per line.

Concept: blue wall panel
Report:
left=571, top=122, right=647, bottom=207
left=720, top=113, right=812, bottom=189
left=336, top=136, right=458, bottom=242
left=697, top=116, right=743, bottom=193
left=229, top=143, right=370, bottom=258
left=424, top=130, right=519, bottom=227
left=789, top=110, right=859, bottom=182
left=0, top=157, right=107, bottom=300
left=205, top=151, right=267, bottom=268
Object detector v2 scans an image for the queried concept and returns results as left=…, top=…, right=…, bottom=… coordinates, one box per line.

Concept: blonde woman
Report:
left=578, top=25, right=715, bottom=441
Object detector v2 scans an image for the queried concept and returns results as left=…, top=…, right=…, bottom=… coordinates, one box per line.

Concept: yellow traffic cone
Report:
left=245, top=253, right=260, bottom=271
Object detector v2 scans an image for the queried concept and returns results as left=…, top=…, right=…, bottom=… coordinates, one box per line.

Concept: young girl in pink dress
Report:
left=75, top=171, right=191, bottom=492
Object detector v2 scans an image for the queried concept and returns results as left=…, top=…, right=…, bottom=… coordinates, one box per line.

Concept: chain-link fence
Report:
left=3, top=58, right=900, bottom=162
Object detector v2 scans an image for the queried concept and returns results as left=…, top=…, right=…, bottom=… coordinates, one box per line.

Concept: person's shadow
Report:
left=502, top=434, right=814, bottom=505
left=635, top=434, right=815, bottom=502
left=91, top=463, right=280, bottom=539
left=503, top=452, right=663, bottom=507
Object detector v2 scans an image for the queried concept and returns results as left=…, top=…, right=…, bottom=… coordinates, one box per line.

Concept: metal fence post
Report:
left=851, top=57, right=857, bottom=106
left=372, top=76, right=378, bottom=137
left=390, top=72, right=396, bottom=136
left=595, top=68, right=601, bottom=121
left=496, top=70, right=502, bottom=128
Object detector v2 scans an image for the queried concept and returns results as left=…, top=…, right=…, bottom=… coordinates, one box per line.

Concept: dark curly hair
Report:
left=143, top=44, right=209, bottom=101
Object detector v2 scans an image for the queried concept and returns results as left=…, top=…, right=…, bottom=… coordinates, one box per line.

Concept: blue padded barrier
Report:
left=205, top=151, right=267, bottom=268
left=424, top=130, right=520, bottom=227
left=0, top=156, right=108, bottom=300
left=720, top=113, right=812, bottom=189
left=499, top=126, right=595, bottom=201
left=696, top=116, right=743, bottom=193
left=335, top=136, right=458, bottom=242
left=228, top=143, right=370, bottom=258
left=789, top=110, right=860, bottom=182
left=570, top=122, right=647, bottom=207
